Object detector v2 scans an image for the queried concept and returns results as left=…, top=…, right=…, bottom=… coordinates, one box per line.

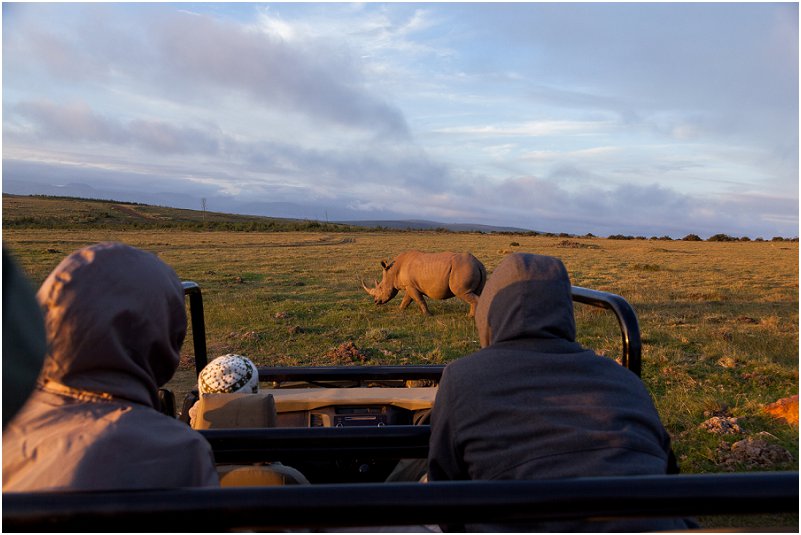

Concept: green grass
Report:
left=4, top=197, right=798, bottom=528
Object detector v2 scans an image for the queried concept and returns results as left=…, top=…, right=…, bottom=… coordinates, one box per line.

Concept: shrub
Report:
left=682, top=234, right=702, bottom=241
left=707, top=234, right=736, bottom=242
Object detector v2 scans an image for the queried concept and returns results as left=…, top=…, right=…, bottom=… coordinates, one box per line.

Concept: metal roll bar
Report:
left=572, top=286, right=642, bottom=376
left=182, top=281, right=208, bottom=375
left=4, top=472, right=797, bottom=532
left=202, top=425, right=430, bottom=463
left=183, top=282, right=642, bottom=378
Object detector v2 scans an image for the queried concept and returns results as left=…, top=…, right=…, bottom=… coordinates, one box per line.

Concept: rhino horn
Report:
left=361, top=278, right=377, bottom=296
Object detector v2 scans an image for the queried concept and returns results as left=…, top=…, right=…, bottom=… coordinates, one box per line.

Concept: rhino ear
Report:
left=381, top=260, right=395, bottom=271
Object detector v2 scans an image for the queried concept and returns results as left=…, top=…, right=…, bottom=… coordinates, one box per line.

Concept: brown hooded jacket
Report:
left=2, top=243, right=218, bottom=491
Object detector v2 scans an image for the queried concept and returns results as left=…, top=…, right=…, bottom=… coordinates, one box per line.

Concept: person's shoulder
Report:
left=443, top=349, right=484, bottom=371
left=440, top=349, right=496, bottom=386
left=110, top=404, right=212, bottom=447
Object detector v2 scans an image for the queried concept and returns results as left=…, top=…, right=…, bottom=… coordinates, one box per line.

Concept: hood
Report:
left=475, top=253, right=576, bottom=347
left=36, top=242, right=186, bottom=408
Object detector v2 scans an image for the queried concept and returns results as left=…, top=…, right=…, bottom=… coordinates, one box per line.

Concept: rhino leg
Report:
left=459, top=292, right=480, bottom=318
left=403, top=288, right=431, bottom=315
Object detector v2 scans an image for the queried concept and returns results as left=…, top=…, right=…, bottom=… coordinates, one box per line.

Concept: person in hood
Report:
left=2, top=242, right=219, bottom=491
left=428, top=253, right=693, bottom=531
left=2, top=248, right=47, bottom=429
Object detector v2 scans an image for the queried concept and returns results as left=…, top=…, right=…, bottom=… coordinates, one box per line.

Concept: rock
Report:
left=763, top=395, right=799, bottom=426
left=720, top=436, right=793, bottom=470
left=700, top=416, right=743, bottom=435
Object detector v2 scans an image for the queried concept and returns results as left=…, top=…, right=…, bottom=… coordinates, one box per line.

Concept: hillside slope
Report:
left=2, top=194, right=353, bottom=231
left=2, top=194, right=535, bottom=233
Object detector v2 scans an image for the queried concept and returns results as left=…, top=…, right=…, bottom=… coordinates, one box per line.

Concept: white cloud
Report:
left=522, top=146, right=620, bottom=162
left=434, top=120, right=613, bottom=137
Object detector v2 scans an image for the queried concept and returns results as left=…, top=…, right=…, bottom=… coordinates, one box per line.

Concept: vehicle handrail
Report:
left=572, top=286, right=642, bottom=376
left=183, top=282, right=642, bottom=379
left=257, top=365, right=445, bottom=383
left=182, top=281, right=208, bottom=374
left=3, top=472, right=796, bottom=531
left=202, top=426, right=430, bottom=463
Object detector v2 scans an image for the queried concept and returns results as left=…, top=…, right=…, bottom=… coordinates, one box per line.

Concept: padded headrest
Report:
left=191, top=392, right=276, bottom=430
left=217, top=464, right=309, bottom=487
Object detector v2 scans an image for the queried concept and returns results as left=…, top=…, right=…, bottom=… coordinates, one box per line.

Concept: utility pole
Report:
left=201, top=198, right=207, bottom=221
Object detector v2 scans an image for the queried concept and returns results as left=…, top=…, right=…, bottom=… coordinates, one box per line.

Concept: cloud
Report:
left=5, top=4, right=410, bottom=140
left=149, top=10, right=409, bottom=139
left=434, top=120, right=613, bottom=137
left=9, top=100, right=221, bottom=155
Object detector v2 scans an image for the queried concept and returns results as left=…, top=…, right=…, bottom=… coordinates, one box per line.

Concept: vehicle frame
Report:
left=3, top=282, right=797, bottom=531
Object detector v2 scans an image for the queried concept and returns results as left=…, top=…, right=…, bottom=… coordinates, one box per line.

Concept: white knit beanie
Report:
left=198, top=354, right=259, bottom=395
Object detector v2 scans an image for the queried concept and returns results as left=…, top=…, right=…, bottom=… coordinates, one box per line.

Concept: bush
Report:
left=707, top=234, right=736, bottom=242
left=682, top=234, right=702, bottom=241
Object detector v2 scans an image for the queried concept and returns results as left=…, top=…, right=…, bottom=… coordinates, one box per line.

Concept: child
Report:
left=188, top=353, right=259, bottom=425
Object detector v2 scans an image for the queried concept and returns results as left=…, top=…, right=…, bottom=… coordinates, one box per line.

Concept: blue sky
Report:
left=3, top=2, right=798, bottom=237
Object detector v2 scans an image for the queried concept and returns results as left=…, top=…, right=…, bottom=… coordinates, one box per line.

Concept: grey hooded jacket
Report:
left=428, top=253, right=690, bottom=531
left=3, top=243, right=218, bottom=491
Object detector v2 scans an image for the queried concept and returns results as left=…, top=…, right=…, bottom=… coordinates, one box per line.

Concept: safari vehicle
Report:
left=3, top=282, right=797, bottom=531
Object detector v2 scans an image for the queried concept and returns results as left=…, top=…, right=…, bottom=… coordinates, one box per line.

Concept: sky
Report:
left=2, top=2, right=798, bottom=238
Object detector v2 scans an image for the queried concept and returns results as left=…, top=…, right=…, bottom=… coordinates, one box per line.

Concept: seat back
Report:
left=217, top=464, right=310, bottom=487
left=191, top=393, right=276, bottom=430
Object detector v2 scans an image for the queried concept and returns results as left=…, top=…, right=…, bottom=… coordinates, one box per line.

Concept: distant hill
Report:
left=1, top=194, right=351, bottom=232
left=337, top=219, right=535, bottom=233
left=1, top=194, right=536, bottom=234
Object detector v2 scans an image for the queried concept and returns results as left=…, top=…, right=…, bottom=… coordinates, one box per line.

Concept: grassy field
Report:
left=3, top=198, right=798, bottom=526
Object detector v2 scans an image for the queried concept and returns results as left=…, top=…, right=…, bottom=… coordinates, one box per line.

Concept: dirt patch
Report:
left=112, top=204, right=156, bottom=220
left=227, top=330, right=266, bottom=342
left=323, top=341, right=369, bottom=364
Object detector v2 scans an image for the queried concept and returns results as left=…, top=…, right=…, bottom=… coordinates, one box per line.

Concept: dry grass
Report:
left=5, top=228, right=798, bottom=484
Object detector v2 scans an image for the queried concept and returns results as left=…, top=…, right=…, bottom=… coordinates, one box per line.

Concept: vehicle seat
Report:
left=191, top=392, right=277, bottom=430
left=217, top=463, right=310, bottom=487
left=190, top=393, right=309, bottom=486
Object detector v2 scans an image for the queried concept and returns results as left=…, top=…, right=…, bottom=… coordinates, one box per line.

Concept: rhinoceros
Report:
left=361, top=251, right=486, bottom=316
